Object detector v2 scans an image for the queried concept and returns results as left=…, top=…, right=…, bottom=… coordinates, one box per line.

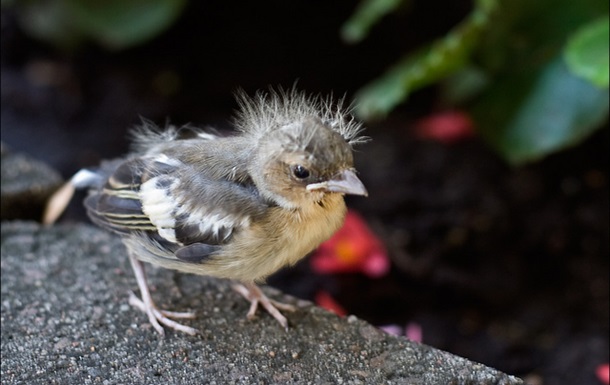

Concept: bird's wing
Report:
left=84, top=157, right=156, bottom=234
left=84, top=152, right=267, bottom=254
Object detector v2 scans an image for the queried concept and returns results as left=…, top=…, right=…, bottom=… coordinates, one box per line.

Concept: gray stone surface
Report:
left=0, top=143, right=63, bottom=221
left=1, top=221, right=524, bottom=385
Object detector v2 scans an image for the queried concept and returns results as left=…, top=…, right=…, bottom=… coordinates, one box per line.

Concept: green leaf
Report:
left=11, top=0, right=187, bottom=51
left=441, top=65, right=490, bottom=105
left=564, top=16, right=609, bottom=88
left=353, top=0, right=497, bottom=119
left=340, top=0, right=406, bottom=44
left=67, top=0, right=187, bottom=50
left=475, top=57, right=609, bottom=165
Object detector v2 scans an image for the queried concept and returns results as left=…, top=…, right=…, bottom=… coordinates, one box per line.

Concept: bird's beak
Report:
left=307, top=169, right=368, bottom=196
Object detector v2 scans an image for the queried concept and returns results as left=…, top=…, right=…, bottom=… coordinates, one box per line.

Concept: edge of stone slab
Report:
left=1, top=221, right=525, bottom=385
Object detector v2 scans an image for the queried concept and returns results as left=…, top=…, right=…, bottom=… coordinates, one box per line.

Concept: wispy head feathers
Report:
left=233, top=87, right=368, bottom=146
left=129, top=119, right=218, bottom=154
left=129, top=119, right=180, bottom=153
left=128, top=87, right=368, bottom=154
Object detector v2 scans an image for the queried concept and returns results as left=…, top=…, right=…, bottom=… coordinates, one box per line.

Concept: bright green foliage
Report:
left=564, top=16, right=609, bottom=88
left=347, top=0, right=609, bottom=165
left=5, top=0, right=187, bottom=50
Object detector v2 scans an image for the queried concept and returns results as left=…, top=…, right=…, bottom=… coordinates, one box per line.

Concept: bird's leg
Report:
left=127, top=254, right=199, bottom=336
left=232, top=282, right=296, bottom=330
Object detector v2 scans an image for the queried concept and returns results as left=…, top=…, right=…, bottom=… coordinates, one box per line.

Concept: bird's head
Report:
left=251, top=116, right=367, bottom=209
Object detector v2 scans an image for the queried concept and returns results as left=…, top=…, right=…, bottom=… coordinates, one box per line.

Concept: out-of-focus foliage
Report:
left=347, top=0, right=497, bottom=120
left=346, top=0, right=609, bottom=165
left=2, top=0, right=187, bottom=50
left=476, top=57, right=608, bottom=164
left=340, top=0, right=406, bottom=44
left=564, top=16, right=609, bottom=88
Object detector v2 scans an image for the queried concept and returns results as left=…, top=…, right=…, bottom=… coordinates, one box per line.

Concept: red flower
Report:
left=315, top=290, right=347, bottom=316
left=413, top=110, right=474, bottom=143
left=311, top=211, right=390, bottom=278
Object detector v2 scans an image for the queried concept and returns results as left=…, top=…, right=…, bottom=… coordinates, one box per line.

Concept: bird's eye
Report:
left=291, top=165, right=310, bottom=179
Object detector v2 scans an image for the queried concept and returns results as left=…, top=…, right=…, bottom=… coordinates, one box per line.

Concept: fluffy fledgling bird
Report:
left=45, top=88, right=368, bottom=335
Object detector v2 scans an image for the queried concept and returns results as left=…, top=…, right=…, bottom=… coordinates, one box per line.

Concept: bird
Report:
left=44, top=87, right=368, bottom=335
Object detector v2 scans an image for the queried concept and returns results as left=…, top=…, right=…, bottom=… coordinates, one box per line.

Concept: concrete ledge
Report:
left=1, top=221, right=523, bottom=384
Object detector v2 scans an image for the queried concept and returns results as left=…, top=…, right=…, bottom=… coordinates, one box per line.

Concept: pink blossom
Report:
left=379, top=322, right=423, bottom=343
left=414, top=110, right=474, bottom=143
left=597, top=363, right=609, bottom=385
left=405, top=322, right=423, bottom=342
left=379, top=324, right=403, bottom=336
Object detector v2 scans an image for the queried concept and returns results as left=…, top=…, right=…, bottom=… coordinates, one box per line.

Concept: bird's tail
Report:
left=42, top=169, right=103, bottom=225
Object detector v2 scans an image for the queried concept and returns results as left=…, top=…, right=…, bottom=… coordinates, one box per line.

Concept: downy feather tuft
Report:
left=233, top=87, right=368, bottom=146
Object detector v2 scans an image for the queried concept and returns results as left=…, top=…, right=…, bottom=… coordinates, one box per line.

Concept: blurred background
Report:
left=1, top=1, right=608, bottom=384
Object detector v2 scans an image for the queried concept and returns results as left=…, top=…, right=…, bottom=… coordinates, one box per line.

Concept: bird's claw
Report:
left=232, top=282, right=295, bottom=330
left=129, top=292, right=199, bottom=336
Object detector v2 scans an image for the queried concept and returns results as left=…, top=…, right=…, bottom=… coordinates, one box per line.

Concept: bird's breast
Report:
left=210, top=194, right=348, bottom=282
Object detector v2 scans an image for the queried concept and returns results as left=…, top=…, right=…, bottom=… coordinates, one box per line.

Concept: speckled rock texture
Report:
left=1, top=221, right=524, bottom=385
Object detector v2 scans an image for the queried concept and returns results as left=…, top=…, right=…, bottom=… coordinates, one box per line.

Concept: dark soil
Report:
left=2, top=2, right=608, bottom=385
